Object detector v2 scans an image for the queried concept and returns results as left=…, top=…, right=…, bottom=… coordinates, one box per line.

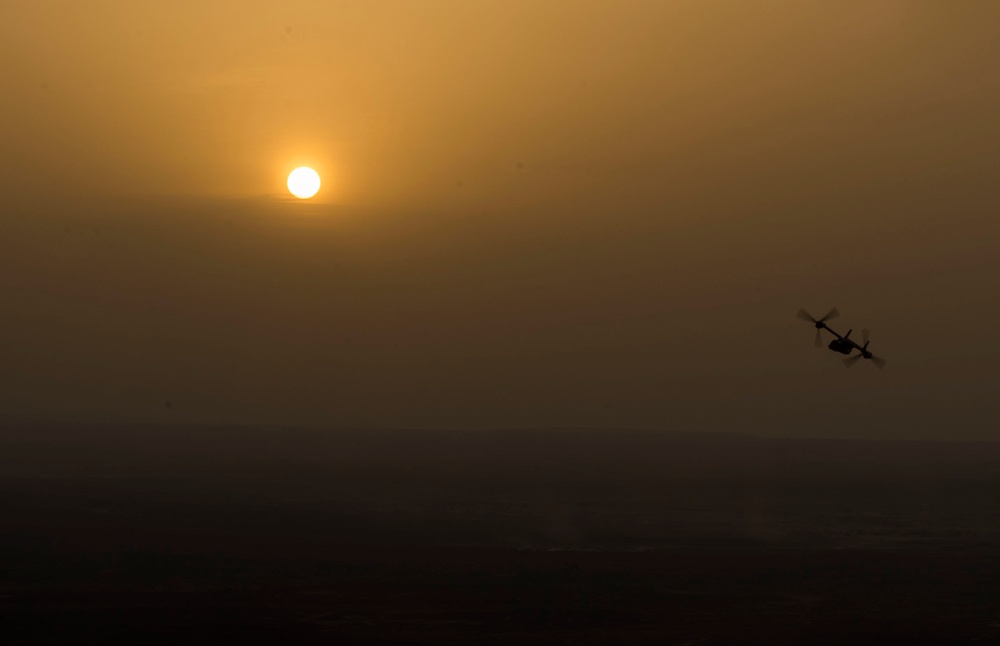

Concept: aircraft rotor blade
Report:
left=871, top=356, right=887, bottom=369
left=797, top=308, right=817, bottom=323
left=844, top=354, right=863, bottom=368
left=819, top=308, right=840, bottom=323
left=862, top=328, right=870, bottom=345
left=814, top=328, right=823, bottom=347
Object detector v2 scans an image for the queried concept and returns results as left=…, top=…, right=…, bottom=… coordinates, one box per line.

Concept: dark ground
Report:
left=3, top=426, right=1000, bottom=644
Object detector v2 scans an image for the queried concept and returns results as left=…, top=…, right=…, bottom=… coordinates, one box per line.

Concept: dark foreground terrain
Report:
left=3, top=427, right=1000, bottom=644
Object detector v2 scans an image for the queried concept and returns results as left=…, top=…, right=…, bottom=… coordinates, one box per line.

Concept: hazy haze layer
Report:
left=2, top=2, right=999, bottom=436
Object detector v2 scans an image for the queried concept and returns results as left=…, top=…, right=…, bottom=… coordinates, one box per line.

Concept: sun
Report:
left=287, top=167, right=321, bottom=199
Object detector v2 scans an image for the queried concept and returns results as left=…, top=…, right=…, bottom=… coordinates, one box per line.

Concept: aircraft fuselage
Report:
left=828, top=338, right=854, bottom=355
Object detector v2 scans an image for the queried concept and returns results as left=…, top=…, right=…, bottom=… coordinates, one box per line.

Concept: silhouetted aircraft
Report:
left=797, top=308, right=887, bottom=369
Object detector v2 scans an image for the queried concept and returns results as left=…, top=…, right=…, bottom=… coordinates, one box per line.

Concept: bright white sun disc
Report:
left=287, top=167, right=321, bottom=199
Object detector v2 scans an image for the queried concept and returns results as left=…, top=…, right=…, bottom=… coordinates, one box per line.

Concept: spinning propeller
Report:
left=843, top=328, right=887, bottom=369
left=796, top=308, right=839, bottom=347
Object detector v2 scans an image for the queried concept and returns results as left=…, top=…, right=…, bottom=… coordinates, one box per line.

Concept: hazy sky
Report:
left=2, top=1, right=999, bottom=437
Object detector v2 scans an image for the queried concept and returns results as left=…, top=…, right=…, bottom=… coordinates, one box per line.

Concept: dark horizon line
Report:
left=1, top=422, right=997, bottom=444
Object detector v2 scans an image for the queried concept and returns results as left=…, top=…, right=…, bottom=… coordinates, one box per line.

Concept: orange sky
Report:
left=1, top=2, right=999, bottom=437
